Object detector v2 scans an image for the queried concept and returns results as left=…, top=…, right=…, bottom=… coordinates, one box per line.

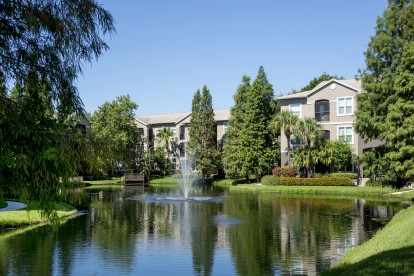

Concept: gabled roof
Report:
left=135, top=112, right=191, bottom=126
left=136, top=109, right=231, bottom=126
left=276, top=79, right=362, bottom=100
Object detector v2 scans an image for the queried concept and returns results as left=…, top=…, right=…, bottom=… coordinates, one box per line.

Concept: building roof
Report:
left=136, top=109, right=231, bottom=126
left=276, top=79, right=362, bottom=100
left=135, top=112, right=191, bottom=126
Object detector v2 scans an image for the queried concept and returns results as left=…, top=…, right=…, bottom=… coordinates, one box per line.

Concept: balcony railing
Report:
left=315, top=111, right=330, bottom=122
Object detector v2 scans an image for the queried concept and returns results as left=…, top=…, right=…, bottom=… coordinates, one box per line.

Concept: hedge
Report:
left=272, top=167, right=298, bottom=177
left=365, top=179, right=386, bottom=187
left=261, top=176, right=355, bottom=186
left=330, top=173, right=358, bottom=179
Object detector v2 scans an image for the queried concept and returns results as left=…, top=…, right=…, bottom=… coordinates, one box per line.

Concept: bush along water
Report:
left=262, top=176, right=354, bottom=186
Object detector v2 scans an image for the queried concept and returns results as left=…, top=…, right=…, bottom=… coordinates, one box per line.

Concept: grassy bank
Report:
left=229, top=184, right=414, bottom=200
left=0, top=202, right=77, bottom=229
left=323, top=204, right=414, bottom=275
left=83, top=176, right=123, bottom=185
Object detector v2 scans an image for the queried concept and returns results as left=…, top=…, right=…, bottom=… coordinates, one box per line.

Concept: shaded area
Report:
left=324, top=246, right=414, bottom=276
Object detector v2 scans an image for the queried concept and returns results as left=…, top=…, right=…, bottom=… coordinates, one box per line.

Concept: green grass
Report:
left=83, top=176, right=123, bottom=185
left=150, top=176, right=178, bottom=185
left=229, top=184, right=414, bottom=200
left=0, top=202, right=77, bottom=229
left=323, top=204, right=414, bottom=275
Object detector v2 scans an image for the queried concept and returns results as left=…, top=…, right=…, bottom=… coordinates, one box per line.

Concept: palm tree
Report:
left=293, top=118, right=323, bottom=177
left=156, top=127, right=174, bottom=160
left=269, top=110, right=298, bottom=166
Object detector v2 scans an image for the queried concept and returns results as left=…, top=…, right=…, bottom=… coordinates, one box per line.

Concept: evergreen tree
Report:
left=188, top=89, right=201, bottom=156
left=240, top=66, right=275, bottom=182
left=189, top=86, right=219, bottom=179
left=355, top=0, right=414, bottom=187
left=222, top=76, right=251, bottom=182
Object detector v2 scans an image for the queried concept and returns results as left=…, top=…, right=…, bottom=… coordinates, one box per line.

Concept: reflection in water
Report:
left=0, top=187, right=404, bottom=275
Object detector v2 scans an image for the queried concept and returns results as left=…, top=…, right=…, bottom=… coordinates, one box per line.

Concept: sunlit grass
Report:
left=83, top=176, right=123, bottom=185
left=323, top=205, right=414, bottom=275
left=0, top=202, right=77, bottom=229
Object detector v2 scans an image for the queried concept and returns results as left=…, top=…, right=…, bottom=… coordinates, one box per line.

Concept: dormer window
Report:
left=315, top=100, right=330, bottom=121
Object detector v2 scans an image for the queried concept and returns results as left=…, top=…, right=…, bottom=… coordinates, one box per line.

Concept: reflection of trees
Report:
left=224, top=193, right=377, bottom=275
left=189, top=202, right=217, bottom=276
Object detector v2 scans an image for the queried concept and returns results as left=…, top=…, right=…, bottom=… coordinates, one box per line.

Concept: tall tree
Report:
left=91, top=95, right=139, bottom=175
left=240, top=66, right=275, bottom=182
left=188, top=89, right=201, bottom=156
left=198, top=86, right=220, bottom=178
left=0, top=0, right=114, bottom=218
left=222, top=76, right=251, bottom=182
left=0, top=0, right=115, bottom=114
left=355, top=0, right=414, bottom=187
left=269, top=110, right=298, bottom=166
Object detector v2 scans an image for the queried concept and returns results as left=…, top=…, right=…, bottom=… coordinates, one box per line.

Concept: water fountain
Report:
left=175, top=159, right=198, bottom=199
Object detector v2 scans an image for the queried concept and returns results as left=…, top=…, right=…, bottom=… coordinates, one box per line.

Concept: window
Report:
left=289, top=103, right=301, bottom=117
left=171, top=128, right=176, bottom=137
left=338, top=126, right=353, bottom=144
left=315, top=100, right=330, bottom=121
left=322, top=130, right=330, bottom=141
left=180, top=125, right=185, bottom=140
left=138, top=128, right=144, bottom=137
left=179, top=142, right=185, bottom=157
left=290, top=137, right=301, bottom=150
left=223, top=122, right=228, bottom=134
left=337, top=97, right=353, bottom=115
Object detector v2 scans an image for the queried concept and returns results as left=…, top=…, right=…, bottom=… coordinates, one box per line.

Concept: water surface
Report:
left=0, top=185, right=404, bottom=275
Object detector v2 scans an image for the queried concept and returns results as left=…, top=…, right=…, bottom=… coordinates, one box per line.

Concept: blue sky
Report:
left=77, top=1, right=388, bottom=115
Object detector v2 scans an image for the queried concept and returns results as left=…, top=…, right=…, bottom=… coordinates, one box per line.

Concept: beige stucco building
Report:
left=135, top=109, right=230, bottom=169
left=277, top=79, right=382, bottom=172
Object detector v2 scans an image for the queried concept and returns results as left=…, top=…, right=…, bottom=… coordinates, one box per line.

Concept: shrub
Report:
left=272, top=167, right=298, bottom=177
left=365, top=179, right=386, bottom=187
left=330, top=172, right=358, bottom=179
left=261, top=176, right=355, bottom=186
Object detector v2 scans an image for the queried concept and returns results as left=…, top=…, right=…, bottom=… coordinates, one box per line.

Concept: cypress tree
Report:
left=188, top=89, right=201, bottom=156
left=222, top=76, right=251, bottom=182
left=355, top=0, right=414, bottom=187
left=240, top=66, right=275, bottom=182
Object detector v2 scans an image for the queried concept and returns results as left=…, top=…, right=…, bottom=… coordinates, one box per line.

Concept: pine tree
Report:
left=355, top=0, right=414, bottom=187
left=240, top=67, right=275, bottom=182
left=222, top=76, right=251, bottom=182
left=188, top=86, right=219, bottom=179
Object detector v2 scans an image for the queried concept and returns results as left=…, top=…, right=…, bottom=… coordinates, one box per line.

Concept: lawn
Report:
left=0, top=202, right=77, bottom=229
left=323, top=204, right=414, bottom=275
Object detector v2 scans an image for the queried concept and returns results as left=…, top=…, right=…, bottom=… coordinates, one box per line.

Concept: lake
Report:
left=0, top=185, right=404, bottom=275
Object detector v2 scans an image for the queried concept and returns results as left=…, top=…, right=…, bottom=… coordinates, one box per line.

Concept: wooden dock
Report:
left=124, top=173, right=147, bottom=186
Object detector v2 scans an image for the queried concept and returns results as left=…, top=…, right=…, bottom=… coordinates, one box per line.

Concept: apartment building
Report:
left=277, top=79, right=381, bottom=171
left=135, top=109, right=230, bottom=169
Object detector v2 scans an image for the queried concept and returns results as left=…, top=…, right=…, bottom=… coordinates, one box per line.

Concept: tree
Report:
left=222, top=76, right=250, bottom=182
left=269, top=110, right=298, bottom=166
left=156, top=127, right=174, bottom=160
left=0, top=77, right=88, bottom=219
left=0, top=1, right=114, bottom=218
left=314, top=140, right=353, bottom=172
left=355, top=0, right=414, bottom=188
left=91, top=95, right=139, bottom=175
left=291, top=73, right=344, bottom=94
left=240, top=66, right=275, bottom=182
left=0, top=0, right=115, bottom=114
left=292, top=118, right=323, bottom=177
left=189, top=86, right=219, bottom=179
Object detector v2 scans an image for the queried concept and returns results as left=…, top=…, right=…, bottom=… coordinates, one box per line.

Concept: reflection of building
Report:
left=277, top=79, right=383, bottom=172
left=135, top=110, right=229, bottom=169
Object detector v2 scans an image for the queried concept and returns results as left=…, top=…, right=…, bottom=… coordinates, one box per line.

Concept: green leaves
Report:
left=91, top=95, right=139, bottom=174
left=356, top=1, right=414, bottom=187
